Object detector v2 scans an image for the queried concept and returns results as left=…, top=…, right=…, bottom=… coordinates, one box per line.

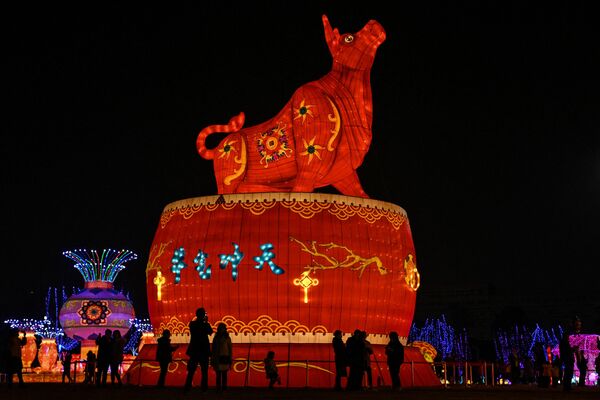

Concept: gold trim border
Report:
left=157, top=315, right=406, bottom=345
left=159, top=193, right=408, bottom=229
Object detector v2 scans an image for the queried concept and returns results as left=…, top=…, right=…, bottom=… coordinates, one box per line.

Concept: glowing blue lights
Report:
left=170, top=243, right=285, bottom=283
left=124, top=318, right=154, bottom=356
left=171, top=247, right=187, bottom=284
left=253, top=243, right=284, bottom=275
left=194, top=250, right=212, bottom=280
left=63, top=249, right=138, bottom=283
left=219, top=243, right=244, bottom=281
left=4, top=316, right=63, bottom=339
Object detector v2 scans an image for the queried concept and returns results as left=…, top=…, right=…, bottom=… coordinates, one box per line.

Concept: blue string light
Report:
left=63, top=249, right=138, bottom=283
left=170, top=247, right=187, bottom=284
left=193, top=250, right=211, bottom=280
left=253, top=243, right=285, bottom=275
left=219, top=243, right=244, bottom=281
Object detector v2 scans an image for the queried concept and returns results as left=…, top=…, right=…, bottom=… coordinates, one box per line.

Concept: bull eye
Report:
left=344, top=35, right=354, bottom=43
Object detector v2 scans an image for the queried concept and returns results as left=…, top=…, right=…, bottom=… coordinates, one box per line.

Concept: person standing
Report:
left=7, top=328, right=26, bottom=387
left=110, top=330, right=125, bottom=385
left=559, top=331, right=575, bottom=391
left=576, top=349, right=587, bottom=386
left=363, top=331, right=374, bottom=389
left=264, top=350, right=281, bottom=389
left=332, top=330, right=347, bottom=390
left=156, top=329, right=178, bottom=387
left=60, top=350, right=72, bottom=383
left=211, top=323, right=233, bottom=392
left=95, top=329, right=112, bottom=386
left=83, top=350, right=96, bottom=384
left=345, top=329, right=365, bottom=390
left=184, top=307, right=213, bottom=392
left=385, top=331, right=404, bottom=391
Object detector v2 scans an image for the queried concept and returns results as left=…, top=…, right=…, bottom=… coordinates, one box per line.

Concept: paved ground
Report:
left=1, top=384, right=599, bottom=400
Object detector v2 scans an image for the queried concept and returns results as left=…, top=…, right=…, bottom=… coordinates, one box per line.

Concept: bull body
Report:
left=196, top=15, right=386, bottom=198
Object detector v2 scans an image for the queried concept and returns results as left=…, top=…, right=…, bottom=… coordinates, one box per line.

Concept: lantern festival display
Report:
left=134, top=15, right=440, bottom=388
left=59, top=249, right=137, bottom=341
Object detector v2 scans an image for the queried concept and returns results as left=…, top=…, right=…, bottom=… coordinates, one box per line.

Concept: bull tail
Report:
left=196, top=112, right=246, bottom=160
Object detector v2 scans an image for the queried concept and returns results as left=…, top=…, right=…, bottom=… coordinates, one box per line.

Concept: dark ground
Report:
left=1, top=384, right=599, bottom=400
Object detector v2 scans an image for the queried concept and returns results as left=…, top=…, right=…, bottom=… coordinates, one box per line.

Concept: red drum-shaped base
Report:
left=126, top=343, right=440, bottom=388
left=144, top=193, right=426, bottom=387
left=148, top=193, right=419, bottom=339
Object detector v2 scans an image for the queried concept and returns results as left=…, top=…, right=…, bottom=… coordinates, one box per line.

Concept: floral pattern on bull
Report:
left=257, top=123, right=293, bottom=167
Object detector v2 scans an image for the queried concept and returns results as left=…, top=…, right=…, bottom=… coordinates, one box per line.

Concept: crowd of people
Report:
left=3, top=311, right=598, bottom=391
left=163, top=308, right=405, bottom=392
left=501, top=331, right=600, bottom=391
left=332, top=329, right=404, bottom=391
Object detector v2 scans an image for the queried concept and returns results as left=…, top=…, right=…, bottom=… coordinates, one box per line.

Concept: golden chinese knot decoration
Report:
left=293, top=271, right=320, bottom=304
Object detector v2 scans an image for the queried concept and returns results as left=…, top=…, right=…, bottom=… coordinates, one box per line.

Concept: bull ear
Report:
left=322, top=14, right=339, bottom=55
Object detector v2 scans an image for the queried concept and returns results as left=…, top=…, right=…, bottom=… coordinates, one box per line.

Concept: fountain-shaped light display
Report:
left=59, top=249, right=137, bottom=341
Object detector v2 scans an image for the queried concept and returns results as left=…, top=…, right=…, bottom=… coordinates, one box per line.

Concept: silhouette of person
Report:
left=211, top=323, right=232, bottom=392
left=559, top=331, right=575, bottom=391
left=264, top=350, right=281, bottom=389
left=345, top=329, right=366, bottom=390
left=576, top=349, right=587, bottom=386
left=95, top=329, right=112, bottom=386
left=184, top=307, right=213, bottom=392
left=7, top=328, right=26, bottom=387
left=532, top=342, right=547, bottom=387
left=363, top=331, right=374, bottom=389
left=61, top=350, right=72, bottom=383
left=332, top=330, right=347, bottom=390
left=83, top=350, right=96, bottom=384
left=110, top=329, right=125, bottom=385
left=508, top=347, right=521, bottom=385
left=385, top=331, right=404, bottom=391
left=156, top=329, right=177, bottom=387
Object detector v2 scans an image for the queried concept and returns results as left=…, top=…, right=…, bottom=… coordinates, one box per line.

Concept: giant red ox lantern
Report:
left=135, top=15, right=439, bottom=388
left=196, top=15, right=385, bottom=198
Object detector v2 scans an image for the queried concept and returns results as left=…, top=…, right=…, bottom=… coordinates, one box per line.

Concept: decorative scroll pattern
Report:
left=127, top=358, right=333, bottom=376
left=216, top=315, right=327, bottom=334
left=326, top=96, right=340, bottom=151
left=239, top=200, right=277, bottom=215
left=127, top=359, right=186, bottom=375
left=160, top=210, right=176, bottom=229
left=280, top=200, right=331, bottom=218
left=160, top=197, right=407, bottom=229
left=403, top=254, right=420, bottom=291
left=158, top=316, right=189, bottom=335
left=180, top=204, right=203, bottom=220
left=223, top=139, right=247, bottom=186
left=158, top=314, right=328, bottom=335
left=233, top=358, right=333, bottom=374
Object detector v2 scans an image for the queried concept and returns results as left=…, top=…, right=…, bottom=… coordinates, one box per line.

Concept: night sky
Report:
left=3, top=3, right=598, bottom=325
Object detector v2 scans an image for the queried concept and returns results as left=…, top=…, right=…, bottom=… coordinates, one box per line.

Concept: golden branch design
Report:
left=145, top=241, right=172, bottom=278
left=289, top=237, right=387, bottom=277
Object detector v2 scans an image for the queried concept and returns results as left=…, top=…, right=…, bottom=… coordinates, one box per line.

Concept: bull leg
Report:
left=331, top=172, right=369, bottom=198
left=292, top=175, right=316, bottom=193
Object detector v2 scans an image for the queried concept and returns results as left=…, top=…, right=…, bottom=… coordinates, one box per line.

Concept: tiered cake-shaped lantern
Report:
left=59, top=249, right=137, bottom=341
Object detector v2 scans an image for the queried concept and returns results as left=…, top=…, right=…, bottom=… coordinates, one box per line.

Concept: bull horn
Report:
left=322, top=15, right=339, bottom=55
